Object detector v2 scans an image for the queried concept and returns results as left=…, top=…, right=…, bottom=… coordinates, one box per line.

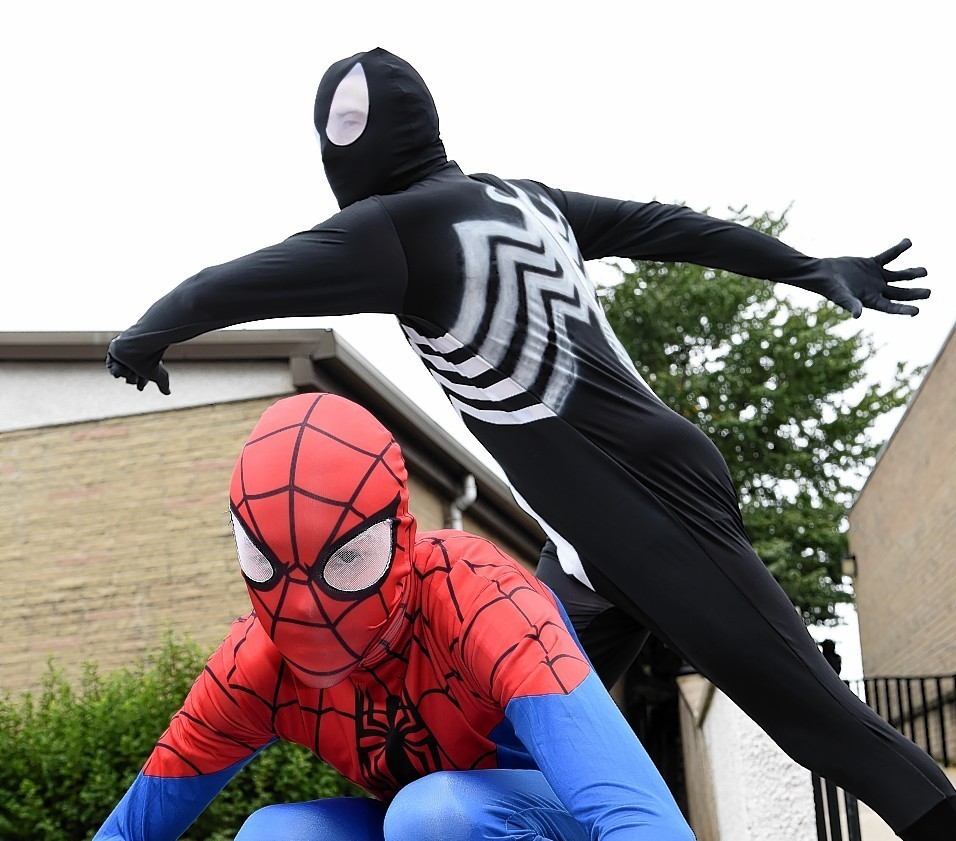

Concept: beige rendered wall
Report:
left=848, top=329, right=955, bottom=678
left=1, top=398, right=528, bottom=695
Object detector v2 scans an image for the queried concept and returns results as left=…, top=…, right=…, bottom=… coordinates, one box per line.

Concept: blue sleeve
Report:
left=505, top=671, right=692, bottom=841
left=92, top=753, right=260, bottom=841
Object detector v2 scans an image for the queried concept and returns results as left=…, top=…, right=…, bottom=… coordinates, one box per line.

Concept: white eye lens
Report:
left=323, top=519, right=395, bottom=592
left=326, top=62, right=369, bottom=146
left=232, top=513, right=274, bottom=584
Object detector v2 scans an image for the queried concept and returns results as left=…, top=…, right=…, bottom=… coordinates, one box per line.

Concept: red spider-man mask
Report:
left=229, top=393, right=416, bottom=688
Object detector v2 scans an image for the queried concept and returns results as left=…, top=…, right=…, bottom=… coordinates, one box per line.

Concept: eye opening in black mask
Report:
left=325, top=62, right=369, bottom=147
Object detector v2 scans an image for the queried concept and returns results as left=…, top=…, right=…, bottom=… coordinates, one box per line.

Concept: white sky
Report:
left=2, top=1, right=952, bottom=674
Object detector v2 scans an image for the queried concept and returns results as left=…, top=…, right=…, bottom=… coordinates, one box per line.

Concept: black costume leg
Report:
left=536, top=543, right=648, bottom=686
left=481, top=417, right=956, bottom=835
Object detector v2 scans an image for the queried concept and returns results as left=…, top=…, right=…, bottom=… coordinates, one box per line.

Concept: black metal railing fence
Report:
left=813, top=672, right=954, bottom=841
left=849, top=674, right=956, bottom=766
left=812, top=773, right=862, bottom=841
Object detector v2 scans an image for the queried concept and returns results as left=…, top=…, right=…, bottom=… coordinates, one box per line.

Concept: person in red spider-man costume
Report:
left=93, top=392, right=693, bottom=841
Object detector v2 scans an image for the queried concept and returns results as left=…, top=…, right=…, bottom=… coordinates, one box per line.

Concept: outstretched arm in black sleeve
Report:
left=106, top=198, right=407, bottom=393
left=541, top=186, right=930, bottom=319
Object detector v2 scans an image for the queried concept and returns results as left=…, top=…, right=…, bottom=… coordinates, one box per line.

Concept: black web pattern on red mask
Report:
left=232, top=393, right=408, bottom=673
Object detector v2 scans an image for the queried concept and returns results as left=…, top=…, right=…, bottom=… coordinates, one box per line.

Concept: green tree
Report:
left=598, top=208, right=918, bottom=624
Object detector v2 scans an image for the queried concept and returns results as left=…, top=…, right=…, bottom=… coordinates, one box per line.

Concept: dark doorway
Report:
left=622, top=635, right=688, bottom=815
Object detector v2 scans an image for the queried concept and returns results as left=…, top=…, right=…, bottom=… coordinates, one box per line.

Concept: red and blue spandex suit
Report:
left=94, top=393, right=692, bottom=841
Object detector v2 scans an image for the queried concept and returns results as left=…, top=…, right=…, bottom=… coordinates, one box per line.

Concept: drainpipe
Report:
left=446, top=474, right=477, bottom=530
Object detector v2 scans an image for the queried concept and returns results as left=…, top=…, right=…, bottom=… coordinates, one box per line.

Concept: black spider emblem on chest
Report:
left=354, top=687, right=444, bottom=794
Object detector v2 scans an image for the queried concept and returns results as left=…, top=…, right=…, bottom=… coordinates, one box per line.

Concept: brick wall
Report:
left=1, top=399, right=277, bottom=694
left=849, top=330, right=955, bottom=678
left=1, top=398, right=532, bottom=694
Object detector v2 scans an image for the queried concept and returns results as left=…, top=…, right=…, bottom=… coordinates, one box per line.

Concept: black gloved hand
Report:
left=105, top=339, right=171, bottom=395
left=813, top=239, right=930, bottom=318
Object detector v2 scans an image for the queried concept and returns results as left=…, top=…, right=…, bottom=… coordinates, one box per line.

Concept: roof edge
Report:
left=0, top=328, right=337, bottom=361
left=0, top=328, right=542, bottom=546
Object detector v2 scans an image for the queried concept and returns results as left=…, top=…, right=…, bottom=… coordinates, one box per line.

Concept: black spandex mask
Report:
left=314, top=48, right=448, bottom=209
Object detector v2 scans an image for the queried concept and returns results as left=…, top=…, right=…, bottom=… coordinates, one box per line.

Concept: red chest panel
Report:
left=276, top=645, right=502, bottom=799
left=145, top=532, right=590, bottom=801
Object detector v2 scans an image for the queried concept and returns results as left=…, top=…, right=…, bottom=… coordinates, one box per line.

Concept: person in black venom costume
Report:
left=105, top=48, right=955, bottom=839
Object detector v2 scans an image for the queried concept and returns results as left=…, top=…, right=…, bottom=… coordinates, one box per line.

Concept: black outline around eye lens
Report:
left=230, top=507, right=282, bottom=591
left=313, top=497, right=400, bottom=601
left=322, top=518, right=396, bottom=596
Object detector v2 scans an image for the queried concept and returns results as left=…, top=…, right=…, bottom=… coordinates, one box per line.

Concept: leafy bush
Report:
left=0, top=632, right=363, bottom=840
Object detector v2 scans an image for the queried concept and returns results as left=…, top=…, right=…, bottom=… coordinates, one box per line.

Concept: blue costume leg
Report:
left=384, top=769, right=590, bottom=841
left=235, top=796, right=386, bottom=841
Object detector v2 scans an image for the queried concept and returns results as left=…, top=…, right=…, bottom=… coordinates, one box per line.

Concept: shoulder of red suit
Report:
left=413, top=530, right=535, bottom=595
